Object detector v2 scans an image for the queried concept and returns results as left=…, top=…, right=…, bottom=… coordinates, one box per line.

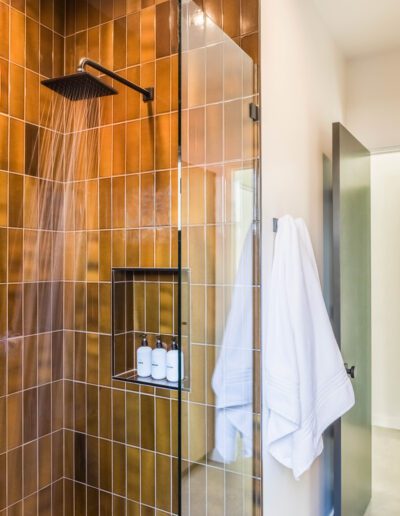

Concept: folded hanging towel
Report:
left=212, top=227, right=254, bottom=463
left=264, top=215, right=354, bottom=479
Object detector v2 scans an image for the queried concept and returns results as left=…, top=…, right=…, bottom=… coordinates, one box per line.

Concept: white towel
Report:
left=265, top=215, right=355, bottom=479
left=212, top=227, right=254, bottom=463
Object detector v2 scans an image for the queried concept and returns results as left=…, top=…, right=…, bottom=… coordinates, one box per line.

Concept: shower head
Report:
left=41, top=58, right=154, bottom=102
left=42, top=72, right=118, bottom=101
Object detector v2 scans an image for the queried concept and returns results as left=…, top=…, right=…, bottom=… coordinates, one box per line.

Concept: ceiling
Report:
left=313, top=0, right=400, bottom=58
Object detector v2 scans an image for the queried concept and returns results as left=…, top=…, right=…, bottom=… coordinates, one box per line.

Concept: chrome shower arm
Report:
left=77, top=57, right=154, bottom=102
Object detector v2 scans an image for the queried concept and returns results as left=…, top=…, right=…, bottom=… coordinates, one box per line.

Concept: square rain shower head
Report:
left=42, top=72, right=118, bottom=101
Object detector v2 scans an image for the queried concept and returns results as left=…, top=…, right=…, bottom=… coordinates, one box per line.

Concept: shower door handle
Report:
left=344, top=363, right=356, bottom=379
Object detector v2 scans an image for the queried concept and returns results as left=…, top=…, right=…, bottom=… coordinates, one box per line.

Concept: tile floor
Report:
left=364, top=426, right=400, bottom=516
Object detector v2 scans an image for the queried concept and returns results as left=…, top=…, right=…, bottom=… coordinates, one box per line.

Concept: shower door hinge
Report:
left=249, top=103, right=260, bottom=122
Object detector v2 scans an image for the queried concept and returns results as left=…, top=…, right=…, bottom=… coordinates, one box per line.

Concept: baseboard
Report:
left=373, top=414, right=400, bottom=430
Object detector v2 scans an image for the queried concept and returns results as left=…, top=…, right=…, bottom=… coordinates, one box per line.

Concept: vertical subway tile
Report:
left=38, top=461, right=52, bottom=508
left=88, top=0, right=101, bottom=27
left=126, top=121, right=140, bottom=173
left=0, top=4, right=9, bottom=60
left=113, top=442, right=126, bottom=497
left=0, top=58, right=8, bottom=115
left=75, top=433, right=87, bottom=484
left=140, top=228, right=155, bottom=267
left=140, top=394, right=155, bottom=451
left=75, top=0, right=88, bottom=32
left=87, top=486, right=100, bottom=514
left=52, top=381, right=64, bottom=432
left=38, top=384, right=51, bottom=437
left=155, top=1, right=170, bottom=58
left=127, top=446, right=140, bottom=501
left=140, top=450, right=155, bottom=507
left=156, top=57, right=171, bottom=114
left=7, top=393, right=22, bottom=450
left=40, top=0, right=54, bottom=30
left=223, top=0, right=241, bottom=38
left=140, top=6, right=155, bottom=63
left=52, top=479, right=64, bottom=515
left=8, top=447, right=22, bottom=506
left=155, top=114, right=171, bottom=170
left=9, top=119, right=24, bottom=173
left=140, top=116, right=155, bottom=171
left=126, top=391, right=140, bottom=447
left=23, top=388, right=38, bottom=443
left=26, top=18, right=39, bottom=73
left=100, top=21, right=114, bottom=70
left=113, top=389, right=126, bottom=443
left=0, top=115, right=8, bottom=170
left=0, top=172, right=7, bottom=227
left=0, top=453, right=5, bottom=510
left=10, top=9, right=25, bottom=66
left=23, top=336, right=38, bottom=389
left=7, top=339, right=22, bottom=393
left=38, top=333, right=52, bottom=385
left=127, top=13, right=140, bottom=66
left=155, top=227, right=170, bottom=268
left=40, top=26, right=53, bottom=78
left=100, top=438, right=112, bottom=492
left=114, top=17, right=127, bottom=70
left=87, top=435, right=99, bottom=486
left=99, top=387, right=112, bottom=439
left=24, top=441, right=38, bottom=497
left=241, top=0, right=259, bottom=35
left=156, top=454, right=171, bottom=512
left=9, top=64, right=24, bottom=119
left=0, top=399, right=5, bottom=454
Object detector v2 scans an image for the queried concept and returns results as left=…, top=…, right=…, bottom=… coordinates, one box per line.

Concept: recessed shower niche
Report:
left=112, top=268, right=190, bottom=390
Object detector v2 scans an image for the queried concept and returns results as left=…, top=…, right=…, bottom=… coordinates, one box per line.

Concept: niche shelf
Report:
left=111, top=267, right=190, bottom=391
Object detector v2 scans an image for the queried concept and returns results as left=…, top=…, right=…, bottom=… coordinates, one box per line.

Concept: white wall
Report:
left=346, top=49, right=400, bottom=151
left=261, top=0, right=346, bottom=514
left=371, top=152, right=400, bottom=430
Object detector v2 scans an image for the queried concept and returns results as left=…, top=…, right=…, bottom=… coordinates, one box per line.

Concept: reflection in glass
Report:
left=211, top=225, right=253, bottom=465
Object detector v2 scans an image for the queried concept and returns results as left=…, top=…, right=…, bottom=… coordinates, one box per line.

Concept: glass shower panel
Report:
left=179, top=1, right=261, bottom=514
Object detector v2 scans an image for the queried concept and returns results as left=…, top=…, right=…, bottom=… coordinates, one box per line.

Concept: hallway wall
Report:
left=261, top=0, right=346, bottom=514
left=346, top=49, right=400, bottom=151
left=371, top=152, right=400, bottom=430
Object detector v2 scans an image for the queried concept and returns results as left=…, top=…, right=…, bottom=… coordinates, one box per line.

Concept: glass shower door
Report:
left=178, top=2, right=261, bottom=514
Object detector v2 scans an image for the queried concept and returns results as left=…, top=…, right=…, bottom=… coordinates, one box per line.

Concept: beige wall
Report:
left=346, top=49, right=400, bottom=151
left=371, top=152, right=400, bottom=430
left=261, top=0, right=346, bottom=514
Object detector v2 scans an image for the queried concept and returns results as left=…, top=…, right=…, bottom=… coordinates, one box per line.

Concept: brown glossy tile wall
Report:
left=3, top=0, right=259, bottom=514
left=0, top=0, right=66, bottom=513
